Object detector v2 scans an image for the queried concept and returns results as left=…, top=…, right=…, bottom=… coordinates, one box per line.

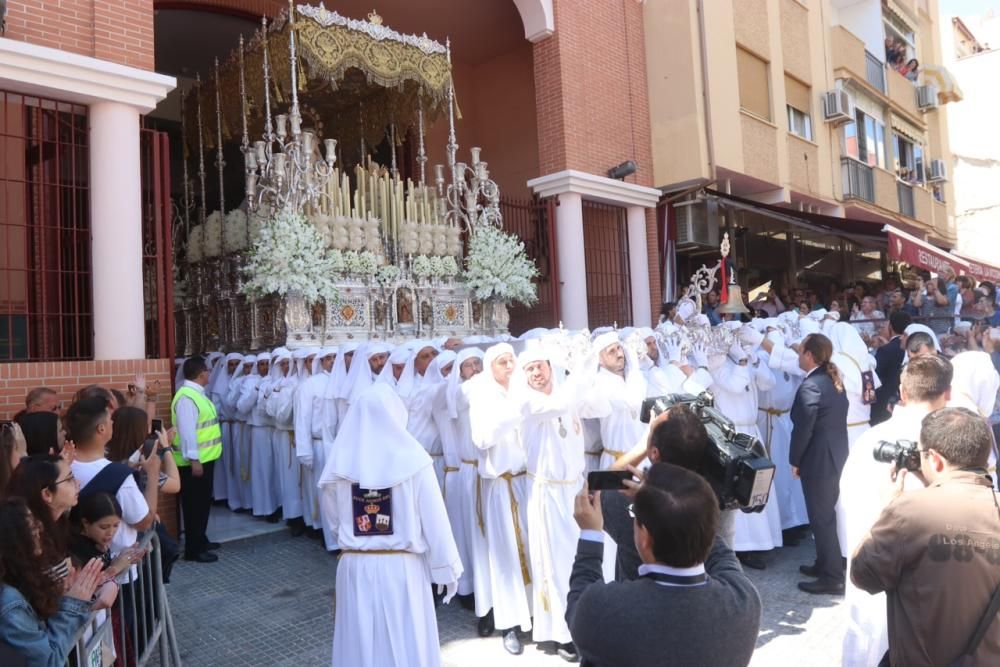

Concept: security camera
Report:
left=607, top=160, right=637, bottom=180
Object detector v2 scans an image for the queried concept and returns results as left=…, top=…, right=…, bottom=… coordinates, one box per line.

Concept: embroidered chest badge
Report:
left=352, top=484, right=394, bottom=536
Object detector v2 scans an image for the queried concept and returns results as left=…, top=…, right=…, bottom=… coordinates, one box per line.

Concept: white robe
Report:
left=239, top=375, right=280, bottom=516
left=210, top=388, right=230, bottom=503
left=321, top=465, right=462, bottom=667
left=711, top=359, right=784, bottom=551
left=757, top=347, right=809, bottom=530
left=225, top=374, right=253, bottom=510
left=268, top=374, right=303, bottom=520
left=521, top=379, right=585, bottom=645
left=439, top=382, right=492, bottom=610
left=407, top=375, right=445, bottom=487
left=839, top=405, right=927, bottom=667
left=469, top=378, right=533, bottom=632
left=295, top=371, right=334, bottom=536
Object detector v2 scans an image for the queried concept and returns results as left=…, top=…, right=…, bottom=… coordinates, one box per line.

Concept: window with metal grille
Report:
left=583, top=200, right=632, bottom=329
left=0, top=91, right=92, bottom=361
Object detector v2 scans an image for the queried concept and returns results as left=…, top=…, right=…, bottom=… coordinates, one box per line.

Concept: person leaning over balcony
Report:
left=0, top=497, right=106, bottom=667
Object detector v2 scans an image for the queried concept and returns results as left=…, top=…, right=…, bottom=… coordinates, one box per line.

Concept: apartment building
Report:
left=645, top=0, right=969, bottom=294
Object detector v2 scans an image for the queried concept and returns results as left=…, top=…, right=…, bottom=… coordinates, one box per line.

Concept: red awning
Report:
left=885, top=225, right=970, bottom=275
left=957, top=253, right=1000, bottom=283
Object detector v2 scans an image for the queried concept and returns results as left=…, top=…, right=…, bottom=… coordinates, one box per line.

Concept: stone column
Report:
left=555, top=192, right=588, bottom=329
left=89, top=102, right=145, bottom=360
left=626, top=205, right=653, bottom=327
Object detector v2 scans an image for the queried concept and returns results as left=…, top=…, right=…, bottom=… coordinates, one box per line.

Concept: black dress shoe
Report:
left=737, top=552, right=767, bottom=570
left=799, top=564, right=819, bottom=577
left=458, top=593, right=476, bottom=612
left=183, top=551, right=218, bottom=563
left=781, top=529, right=801, bottom=547
left=502, top=629, right=523, bottom=656
left=798, top=579, right=845, bottom=595
left=477, top=610, right=495, bottom=637
left=266, top=509, right=282, bottom=524
left=205, top=542, right=221, bottom=551
left=289, top=522, right=306, bottom=537
left=557, top=642, right=580, bottom=663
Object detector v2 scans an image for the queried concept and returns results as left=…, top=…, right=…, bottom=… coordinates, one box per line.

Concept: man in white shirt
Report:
left=65, top=395, right=158, bottom=568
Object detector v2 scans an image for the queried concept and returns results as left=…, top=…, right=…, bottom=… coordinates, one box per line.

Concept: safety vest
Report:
left=170, top=386, right=222, bottom=466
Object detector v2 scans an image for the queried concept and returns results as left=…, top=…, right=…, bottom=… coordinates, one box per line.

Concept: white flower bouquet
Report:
left=343, top=250, right=361, bottom=275
left=438, top=255, right=459, bottom=277
left=224, top=209, right=249, bottom=254
left=241, top=208, right=341, bottom=305
left=463, top=225, right=538, bottom=305
left=203, top=211, right=224, bottom=258
left=357, top=251, right=379, bottom=276
left=411, top=254, right=433, bottom=278
left=375, top=264, right=400, bottom=288
left=328, top=248, right=345, bottom=273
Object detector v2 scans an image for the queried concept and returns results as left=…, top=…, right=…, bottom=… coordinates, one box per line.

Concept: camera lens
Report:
left=872, top=440, right=900, bottom=464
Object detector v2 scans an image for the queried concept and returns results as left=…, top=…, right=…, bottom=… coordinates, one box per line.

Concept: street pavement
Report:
left=163, top=527, right=849, bottom=666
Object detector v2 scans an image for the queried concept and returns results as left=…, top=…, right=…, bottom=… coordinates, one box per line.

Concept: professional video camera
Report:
left=640, top=391, right=775, bottom=513
left=872, top=439, right=921, bottom=472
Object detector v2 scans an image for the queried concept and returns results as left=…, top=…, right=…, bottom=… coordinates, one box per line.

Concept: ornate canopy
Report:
left=186, top=4, right=454, bottom=153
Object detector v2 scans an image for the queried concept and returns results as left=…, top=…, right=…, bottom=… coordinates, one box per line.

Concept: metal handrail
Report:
left=864, top=50, right=887, bottom=93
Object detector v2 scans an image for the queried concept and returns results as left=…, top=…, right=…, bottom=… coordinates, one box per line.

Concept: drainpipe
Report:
left=696, top=0, right=716, bottom=180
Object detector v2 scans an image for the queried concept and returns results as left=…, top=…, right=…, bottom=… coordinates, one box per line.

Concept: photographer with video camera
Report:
left=839, top=354, right=952, bottom=666
left=851, top=407, right=1000, bottom=667
left=567, top=463, right=761, bottom=667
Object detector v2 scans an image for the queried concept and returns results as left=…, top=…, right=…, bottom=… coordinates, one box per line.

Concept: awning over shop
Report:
left=956, top=253, right=1000, bottom=283
left=884, top=224, right=969, bottom=275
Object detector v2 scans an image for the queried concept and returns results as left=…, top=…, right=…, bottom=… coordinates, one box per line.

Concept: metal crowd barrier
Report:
left=67, top=529, right=182, bottom=667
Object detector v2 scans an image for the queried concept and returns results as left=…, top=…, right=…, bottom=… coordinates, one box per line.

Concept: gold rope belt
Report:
left=848, top=420, right=870, bottom=428
left=758, top=408, right=790, bottom=416
left=429, top=453, right=444, bottom=457
left=444, top=466, right=460, bottom=473
left=241, top=425, right=252, bottom=482
left=603, top=449, right=625, bottom=459
left=499, top=471, right=531, bottom=586
left=527, top=472, right=579, bottom=486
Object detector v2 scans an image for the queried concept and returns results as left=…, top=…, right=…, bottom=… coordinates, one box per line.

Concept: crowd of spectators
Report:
left=0, top=377, right=177, bottom=665
left=885, top=36, right=919, bottom=82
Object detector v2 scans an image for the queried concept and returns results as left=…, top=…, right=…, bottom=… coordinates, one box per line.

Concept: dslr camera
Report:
left=872, top=439, right=921, bottom=472
left=640, top=391, right=776, bottom=513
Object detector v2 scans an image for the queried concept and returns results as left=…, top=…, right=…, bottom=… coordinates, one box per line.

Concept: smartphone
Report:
left=150, top=418, right=163, bottom=434
left=141, top=435, right=160, bottom=459
left=587, top=470, right=634, bottom=492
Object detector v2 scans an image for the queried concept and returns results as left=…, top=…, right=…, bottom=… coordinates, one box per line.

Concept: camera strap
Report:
left=640, top=571, right=708, bottom=587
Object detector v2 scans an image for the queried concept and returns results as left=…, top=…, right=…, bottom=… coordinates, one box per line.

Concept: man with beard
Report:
left=518, top=346, right=585, bottom=662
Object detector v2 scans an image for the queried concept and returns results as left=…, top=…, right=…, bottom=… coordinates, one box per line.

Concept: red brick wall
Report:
left=533, top=0, right=662, bottom=319
left=3, top=0, right=155, bottom=71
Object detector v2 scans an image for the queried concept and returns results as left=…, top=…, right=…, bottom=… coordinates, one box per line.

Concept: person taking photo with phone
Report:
left=566, top=463, right=761, bottom=667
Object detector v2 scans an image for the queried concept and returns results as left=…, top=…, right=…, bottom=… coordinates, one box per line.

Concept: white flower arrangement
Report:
left=357, top=251, right=379, bottom=276
left=343, top=250, right=361, bottom=275
left=438, top=255, right=459, bottom=277
left=411, top=254, right=433, bottom=278
left=463, top=225, right=538, bottom=306
left=203, top=211, right=223, bottom=258
left=186, top=224, right=204, bottom=264
left=429, top=255, right=444, bottom=277
left=224, top=209, right=249, bottom=254
left=328, top=248, right=345, bottom=273
left=375, top=264, right=400, bottom=287
left=241, top=208, right=341, bottom=305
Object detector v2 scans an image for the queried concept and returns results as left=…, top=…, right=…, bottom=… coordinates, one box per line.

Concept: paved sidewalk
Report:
left=163, top=529, right=848, bottom=666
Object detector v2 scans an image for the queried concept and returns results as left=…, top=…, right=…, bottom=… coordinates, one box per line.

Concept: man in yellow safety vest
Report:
left=172, top=355, right=223, bottom=563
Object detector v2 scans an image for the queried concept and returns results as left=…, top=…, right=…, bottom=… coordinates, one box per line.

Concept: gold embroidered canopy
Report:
left=187, top=4, right=454, bottom=153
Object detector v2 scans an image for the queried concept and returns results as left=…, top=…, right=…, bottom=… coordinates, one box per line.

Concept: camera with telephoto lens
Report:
left=640, top=391, right=776, bottom=513
left=872, top=439, right=921, bottom=472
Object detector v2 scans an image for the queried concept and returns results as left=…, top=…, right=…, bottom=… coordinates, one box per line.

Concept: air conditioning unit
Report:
left=928, top=159, right=948, bottom=182
left=674, top=199, right=720, bottom=248
left=822, top=89, right=855, bottom=124
left=917, top=84, right=939, bottom=111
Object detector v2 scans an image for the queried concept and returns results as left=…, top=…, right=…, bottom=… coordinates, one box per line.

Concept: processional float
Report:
left=174, top=4, right=520, bottom=353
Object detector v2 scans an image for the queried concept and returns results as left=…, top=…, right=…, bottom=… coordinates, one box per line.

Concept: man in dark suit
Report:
left=870, top=311, right=912, bottom=425
left=789, top=333, right=850, bottom=595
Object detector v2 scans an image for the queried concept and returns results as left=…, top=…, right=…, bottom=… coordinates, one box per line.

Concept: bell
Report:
left=717, top=284, right=751, bottom=315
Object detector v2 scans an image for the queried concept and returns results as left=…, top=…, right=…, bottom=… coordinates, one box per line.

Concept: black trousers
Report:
left=801, top=474, right=843, bottom=582
left=179, top=460, right=215, bottom=557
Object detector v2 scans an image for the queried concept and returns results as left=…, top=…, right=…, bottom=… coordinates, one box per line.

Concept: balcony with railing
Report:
left=897, top=181, right=915, bottom=218
left=865, top=51, right=886, bottom=93
left=841, top=158, right=875, bottom=203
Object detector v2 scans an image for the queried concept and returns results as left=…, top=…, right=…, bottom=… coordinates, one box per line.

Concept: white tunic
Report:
left=839, top=405, right=927, bottom=667
left=757, top=347, right=809, bottom=530
left=468, top=377, right=533, bottom=632
left=239, top=374, right=280, bottom=516
left=711, top=358, right=784, bottom=551
left=520, top=379, right=585, bottom=644
left=225, top=372, right=253, bottom=511
left=268, top=373, right=302, bottom=520
left=321, top=465, right=462, bottom=667
left=407, top=375, right=445, bottom=487
left=295, top=371, right=335, bottom=538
